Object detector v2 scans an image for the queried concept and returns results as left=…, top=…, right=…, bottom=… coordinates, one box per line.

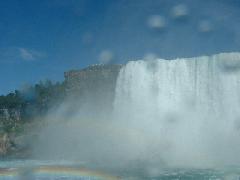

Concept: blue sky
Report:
left=1, top=0, right=240, bottom=94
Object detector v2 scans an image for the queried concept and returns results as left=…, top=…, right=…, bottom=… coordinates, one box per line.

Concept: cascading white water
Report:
left=113, top=52, right=240, bottom=167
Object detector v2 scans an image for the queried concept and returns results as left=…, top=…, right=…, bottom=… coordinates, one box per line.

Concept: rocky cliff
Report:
left=64, top=64, right=122, bottom=115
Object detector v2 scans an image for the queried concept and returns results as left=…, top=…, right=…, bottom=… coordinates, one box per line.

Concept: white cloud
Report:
left=0, top=47, right=45, bottom=63
left=18, top=48, right=46, bottom=61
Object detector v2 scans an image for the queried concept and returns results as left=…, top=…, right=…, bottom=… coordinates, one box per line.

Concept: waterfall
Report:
left=113, top=52, right=240, bottom=167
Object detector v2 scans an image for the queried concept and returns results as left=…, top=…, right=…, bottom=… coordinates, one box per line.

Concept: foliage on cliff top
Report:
left=0, top=80, right=66, bottom=134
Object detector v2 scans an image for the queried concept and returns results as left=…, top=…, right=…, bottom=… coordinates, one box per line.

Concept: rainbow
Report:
left=0, top=166, right=120, bottom=179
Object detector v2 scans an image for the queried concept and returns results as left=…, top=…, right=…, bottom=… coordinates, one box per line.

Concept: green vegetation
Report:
left=0, top=91, right=24, bottom=109
left=0, top=80, right=66, bottom=134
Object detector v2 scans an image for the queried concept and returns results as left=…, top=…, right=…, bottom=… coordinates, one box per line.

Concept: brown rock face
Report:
left=64, top=64, right=122, bottom=117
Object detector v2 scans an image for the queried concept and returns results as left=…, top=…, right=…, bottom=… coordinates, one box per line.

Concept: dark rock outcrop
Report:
left=64, top=64, right=122, bottom=116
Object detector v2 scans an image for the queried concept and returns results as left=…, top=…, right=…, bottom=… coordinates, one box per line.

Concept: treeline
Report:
left=0, top=80, right=66, bottom=133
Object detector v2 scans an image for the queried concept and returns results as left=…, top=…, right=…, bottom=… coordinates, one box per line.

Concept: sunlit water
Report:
left=1, top=160, right=240, bottom=179
left=0, top=160, right=119, bottom=180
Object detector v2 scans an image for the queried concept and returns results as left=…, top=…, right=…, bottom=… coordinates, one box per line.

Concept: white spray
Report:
left=113, top=52, right=240, bottom=168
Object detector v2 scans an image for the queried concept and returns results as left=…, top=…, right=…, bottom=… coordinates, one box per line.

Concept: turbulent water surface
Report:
left=1, top=160, right=240, bottom=179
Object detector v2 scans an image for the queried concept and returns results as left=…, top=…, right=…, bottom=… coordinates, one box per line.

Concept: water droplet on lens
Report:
left=217, top=53, right=240, bottom=73
left=82, top=32, right=94, bottom=45
left=144, top=53, right=158, bottom=61
left=147, top=15, right=166, bottom=30
left=171, top=4, right=188, bottom=19
left=98, top=50, right=114, bottom=64
left=198, top=20, right=213, bottom=33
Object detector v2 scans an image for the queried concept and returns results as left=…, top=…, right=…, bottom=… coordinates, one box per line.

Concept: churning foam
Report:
left=113, top=52, right=240, bottom=168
